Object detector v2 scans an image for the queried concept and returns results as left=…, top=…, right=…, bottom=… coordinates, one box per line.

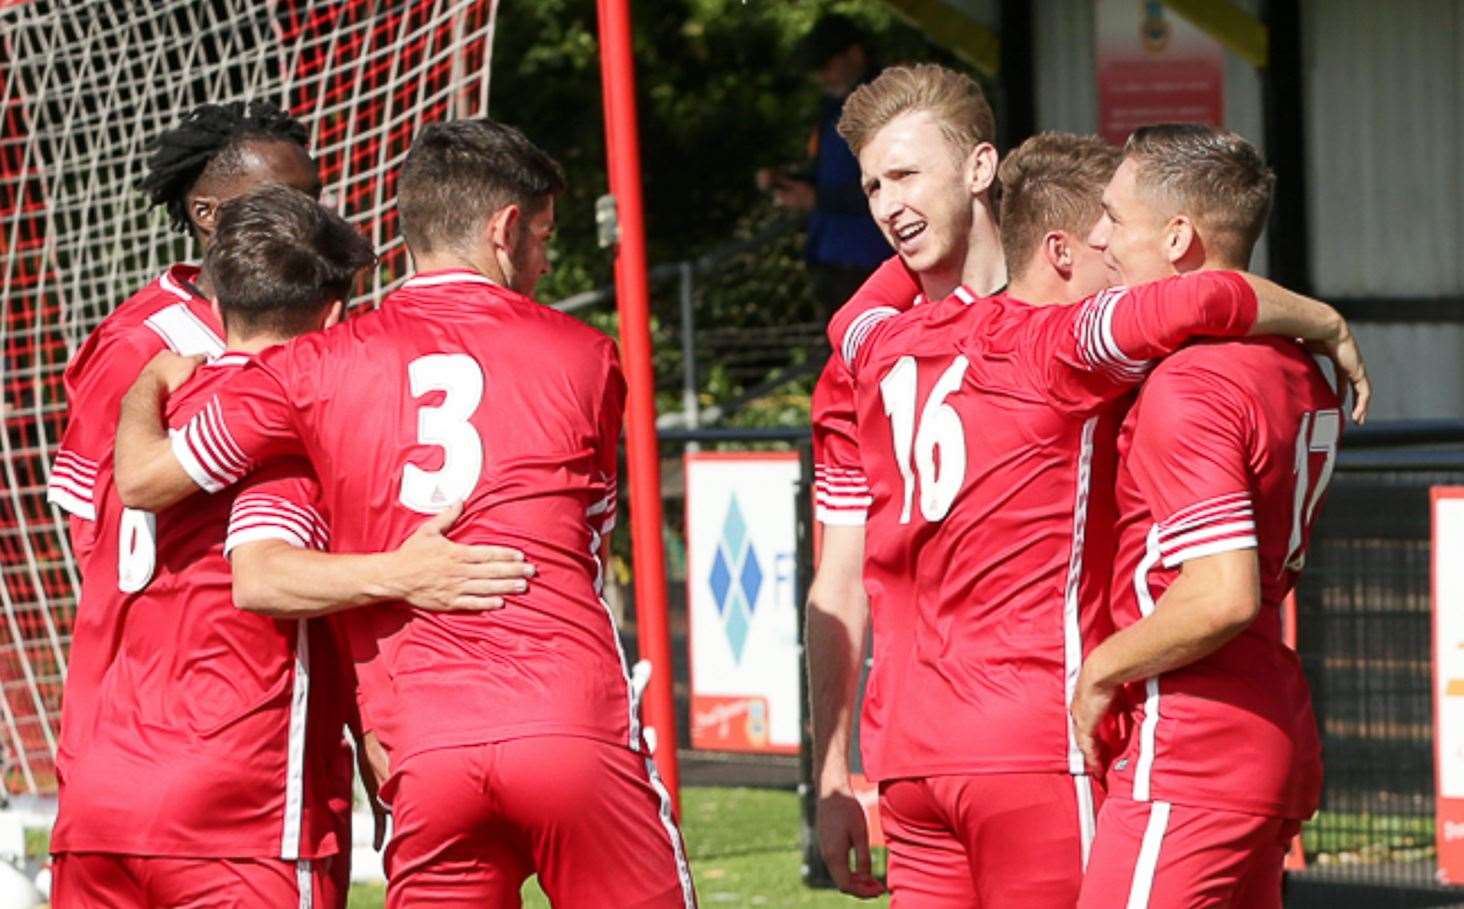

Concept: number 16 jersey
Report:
left=169, top=270, right=631, bottom=767
left=835, top=272, right=1259, bottom=782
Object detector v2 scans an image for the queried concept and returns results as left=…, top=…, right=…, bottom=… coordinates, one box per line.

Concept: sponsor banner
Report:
left=1433, top=488, right=1464, bottom=882
left=1095, top=0, right=1225, bottom=146
left=685, top=453, right=802, bottom=754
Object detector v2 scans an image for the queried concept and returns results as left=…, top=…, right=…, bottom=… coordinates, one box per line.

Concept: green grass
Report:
left=347, top=786, right=888, bottom=907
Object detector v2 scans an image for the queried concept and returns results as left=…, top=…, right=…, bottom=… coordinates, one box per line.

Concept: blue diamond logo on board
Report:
left=708, top=495, right=763, bottom=663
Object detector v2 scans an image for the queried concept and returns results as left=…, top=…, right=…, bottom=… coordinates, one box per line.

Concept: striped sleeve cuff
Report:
left=814, top=465, right=870, bottom=526
left=1074, top=286, right=1153, bottom=384
left=224, top=493, right=330, bottom=557
left=840, top=306, right=900, bottom=367
left=46, top=449, right=99, bottom=520
left=1156, top=491, right=1257, bottom=567
left=171, top=396, right=251, bottom=493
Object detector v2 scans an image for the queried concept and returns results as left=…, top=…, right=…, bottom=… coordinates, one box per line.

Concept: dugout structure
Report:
left=0, top=0, right=497, bottom=797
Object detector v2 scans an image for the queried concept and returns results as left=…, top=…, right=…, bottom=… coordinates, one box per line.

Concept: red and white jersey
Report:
left=812, top=255, right=921, bottom=527
left=52, top=354, right=353, bottom=860
left=1106, top=337, right=1340, bottom=819
left=835, top=271, right=1259, bottom=781
left=169, top=270, right=630, bottom=768
left=50, top=265, right=225, bottom=794
left=47, top=265, right=224, bottom=553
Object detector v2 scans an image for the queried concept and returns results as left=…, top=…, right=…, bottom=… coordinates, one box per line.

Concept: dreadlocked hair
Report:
left=138, top=100, right=310, bottom=233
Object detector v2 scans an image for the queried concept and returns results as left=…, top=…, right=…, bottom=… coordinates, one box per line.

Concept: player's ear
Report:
left=1164, top=215, right=1197, bottom=265
left=1041, top=230, right=1073, bottom=278
left=965, top=142, right=999, bottom=198
left=322, top=299, right=344, bottom=330
left=488, top=204, right=521, bottom=253
left=190, top=194, right=221, bottom=241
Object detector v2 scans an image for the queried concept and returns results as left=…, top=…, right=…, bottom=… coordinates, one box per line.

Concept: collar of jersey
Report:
left=158, top=263, right=204, bottom=302
left=206, top=352, right=253, bottom=368
left=403, top=268, right=499, bottom=290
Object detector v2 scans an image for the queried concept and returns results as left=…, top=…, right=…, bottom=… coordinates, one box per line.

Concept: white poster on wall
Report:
left=684, top=453, right=802, bottom=754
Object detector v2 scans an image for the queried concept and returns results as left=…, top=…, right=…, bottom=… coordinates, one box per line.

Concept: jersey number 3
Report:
left=879, top=355, right=970, bottom=524
left=400, top=354, right=486, bottom=514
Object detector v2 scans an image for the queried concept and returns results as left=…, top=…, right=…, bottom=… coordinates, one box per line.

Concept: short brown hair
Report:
left=837, top=64, right=995, bottom=160
left=998, top=132, right=1121, bottom=279
left=205, top=185, right=375, bottom=338
left=1123, top=124, right=1275, bottom=264
left=399, top=118, right=566, bottom=256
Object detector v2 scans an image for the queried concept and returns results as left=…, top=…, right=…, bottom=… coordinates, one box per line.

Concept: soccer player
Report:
left=45, top=103, right=327, bottom=793
left=807, top=64, right=996, bottom=898
left=112, top=120, right=695, bottom=908
left=1073, top=125, right=1354, bottom=909
left=827, top=122, right=1369, bottom=905
left=49, top=186, right=511, bottom=907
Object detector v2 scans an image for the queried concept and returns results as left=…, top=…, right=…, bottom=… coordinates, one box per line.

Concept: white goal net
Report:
left=0, top=0, right=497, bottom=797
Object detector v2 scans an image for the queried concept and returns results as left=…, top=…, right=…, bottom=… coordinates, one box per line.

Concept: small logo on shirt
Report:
left=708, top=495, right=763, bottom=663
left=1115, top=758, right=1130, bottom=772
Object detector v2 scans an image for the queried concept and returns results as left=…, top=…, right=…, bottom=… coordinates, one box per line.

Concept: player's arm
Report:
left=1063, top=272, right=1369, bottom=419
left=117, top=349, right=307, bottom=510
left=112, top=351, right=206, bottom=510
left=1072, top=549, right=1259, bottom=773
left=1071, top=368, right=1260, bottom=773
left=805, top=362, right=883, bottom=899
left=231, top=501, right=534, bottom=617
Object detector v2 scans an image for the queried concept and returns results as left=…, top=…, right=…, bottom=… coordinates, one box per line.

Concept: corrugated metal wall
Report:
left=1303, top=0, right=1464, bottom=418
left=1303, top=0, right=1464, bottom=299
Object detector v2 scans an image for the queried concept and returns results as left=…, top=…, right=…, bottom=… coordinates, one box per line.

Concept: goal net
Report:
left=0, top=0, right=497, bottom=797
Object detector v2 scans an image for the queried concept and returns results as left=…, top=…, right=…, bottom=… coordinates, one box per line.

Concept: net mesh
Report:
left=0, top=0, right=497, bottom=796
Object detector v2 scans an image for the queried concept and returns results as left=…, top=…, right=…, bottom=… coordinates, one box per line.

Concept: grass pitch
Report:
left=347, top=786, right=889, bottom=907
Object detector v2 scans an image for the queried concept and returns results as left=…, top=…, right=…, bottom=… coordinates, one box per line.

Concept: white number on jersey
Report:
left=878, top=355, right=970, bottom=524
left=400, top=354, right=486, bottom=515
left=117, top=507, right=157, bottom=593
left=1284, top=409, right=1341, bottom=571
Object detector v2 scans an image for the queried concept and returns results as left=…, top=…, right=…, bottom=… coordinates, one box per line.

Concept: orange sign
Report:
left=1432, top=487, right=1464, bottom=883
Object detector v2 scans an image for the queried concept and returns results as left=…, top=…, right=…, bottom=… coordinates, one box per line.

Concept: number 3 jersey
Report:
left=170, top=270, right=631, bottom=767
left=832, top=272, right=1259, bottom=782
left=1106, top=337, right=1339, bottom=820
left=53, top=355, right=353, bottom=860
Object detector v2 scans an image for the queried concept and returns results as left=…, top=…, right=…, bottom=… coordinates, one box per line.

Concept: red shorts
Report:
left=51, top=852, right=344, bottom=908
left=1077, top=796, right=1298, bottom=909
left=877, top=771, right=1102, bottom=908
left=382, top=736, right=695, bottom=908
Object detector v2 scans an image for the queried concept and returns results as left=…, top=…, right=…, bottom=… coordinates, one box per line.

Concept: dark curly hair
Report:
left=138, top=100, right=310, bottom=233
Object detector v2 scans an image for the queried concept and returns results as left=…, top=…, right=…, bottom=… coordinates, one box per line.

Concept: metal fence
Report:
left=1289, top=426, right=1464, bottom=904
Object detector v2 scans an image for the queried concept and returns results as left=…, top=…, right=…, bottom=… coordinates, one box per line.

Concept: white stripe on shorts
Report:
left=642, top=756, right=697, bottom=909
left=1074, top=774, right=1097, bottom=871
left=296, top=858, right=314, bottom=909
left=1126, top=800, right=1172, bottom=909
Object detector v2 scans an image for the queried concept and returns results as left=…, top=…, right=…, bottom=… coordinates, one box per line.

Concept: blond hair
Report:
left=998, top=132, right=1121, bottom=279
left=837, top=64, right=995, bottom=161
left=1123, top=124, right=1275, bottom=265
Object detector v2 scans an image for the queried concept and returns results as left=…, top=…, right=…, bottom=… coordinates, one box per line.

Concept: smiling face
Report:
left=858, top=109, right=975, bottom=289
left=1087, top=155, right=1179, bottom=286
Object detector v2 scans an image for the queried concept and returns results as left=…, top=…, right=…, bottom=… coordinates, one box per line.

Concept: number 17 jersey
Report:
left=169, top=270, right=630, bottom=767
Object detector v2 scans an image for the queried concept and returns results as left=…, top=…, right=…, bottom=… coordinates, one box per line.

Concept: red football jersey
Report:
left=47, top=265, right=224, bottom=552
left=812, top=255, right=920, bottom=527
left=840, top=272, right=1259, bottom=781
left=1105, top=337, right=1340, bottom=820
left=50, top=265, right=225, bottom=792
left=169, top=270, right=630, bottom=768
left=52, top=354, right=352, bottom=859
